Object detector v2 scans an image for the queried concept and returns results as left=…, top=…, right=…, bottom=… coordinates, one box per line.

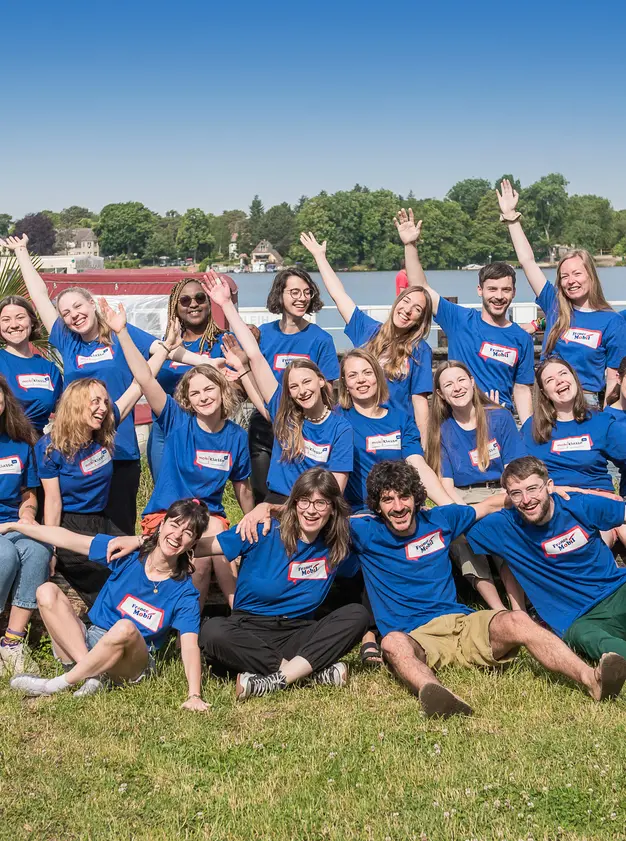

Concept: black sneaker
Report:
left=236, top=670, right=287, bottom=701
left=310, top=662, right=349, bottom=688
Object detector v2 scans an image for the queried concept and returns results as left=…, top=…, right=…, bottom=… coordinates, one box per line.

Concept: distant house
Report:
left=60, top=228, right=100, bottom=257
left=251, top=240, right=284, bottom=271
left=228, top=232, right=239, bottom=260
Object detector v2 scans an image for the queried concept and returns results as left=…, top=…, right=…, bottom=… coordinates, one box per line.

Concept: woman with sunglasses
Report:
left=247, top=266, right=340, bottom=504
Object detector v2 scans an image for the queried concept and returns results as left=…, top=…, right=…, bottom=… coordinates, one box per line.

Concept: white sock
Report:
left=44, top=674, right=71, bottom=694
left=73, top=678, right=104, bottom=698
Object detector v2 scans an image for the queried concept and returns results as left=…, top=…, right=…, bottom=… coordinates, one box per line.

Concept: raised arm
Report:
left=116, top=334, right=174, bottom=422
left=202, top=273, right=278, bottom=405
left=299, top=232, right=356, bottom=324
left=407, top=454, right=454, bottom=506
left=0, top=235, right=58, bottom=331
left=393, top=210, right=437, bottom=309
left=221, top=333, right=269, bottom=420
left=496, top=180, right=547, bottom=297
left=0, top=520, right=93, bottom=555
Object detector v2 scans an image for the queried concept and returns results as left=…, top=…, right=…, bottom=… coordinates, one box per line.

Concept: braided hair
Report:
left=168, top=278, right=222, bottom=353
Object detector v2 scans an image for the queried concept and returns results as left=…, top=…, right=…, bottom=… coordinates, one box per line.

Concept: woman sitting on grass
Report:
left=5, top=498, right=210, bottom=711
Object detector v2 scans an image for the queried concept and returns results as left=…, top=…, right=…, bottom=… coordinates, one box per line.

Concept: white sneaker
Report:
left=311, top=662, right=349, bottom=688
left=73, top=678, right=105, bottom=698
left=0, top=643, right=40, bottom=677
left=9, top=674, right=52, bottom=696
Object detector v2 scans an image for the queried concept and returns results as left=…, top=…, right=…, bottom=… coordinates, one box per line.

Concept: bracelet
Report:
left=22, top=504, right=37, bottom=511
left=499, top=212, right=522, bottom=224
left=239, top=368, right=251, bottom=378
left=157, top=341, right=171, bottom=353
left=187, top=694, right=202, bottom=700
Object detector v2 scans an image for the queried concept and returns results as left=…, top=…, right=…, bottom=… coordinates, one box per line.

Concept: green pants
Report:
left=564, top=582, right=626, bottom=661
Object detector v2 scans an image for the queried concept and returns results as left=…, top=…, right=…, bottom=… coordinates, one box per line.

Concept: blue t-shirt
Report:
left=143, top=396, right=250, bottom=518
left=435, top=297, right=534, bottom=411
left=259, top=319, right=340, bottom=382
left=0, top=433, right=39, bottom=523
left=344, top=307, right=433, bottom=414
left=87, top=534, right=200, bottom=649
left=0, top=349, right=63, bottom=432
left=50, top=318, right=155, bottom=461
left=468, top=494, right=626, bottom=637
left=604, top=405, right=626, bottom=496
left=441, top=408, right=527, bottom=488
left=266, top=388, right=354, bottom=497
left=338, top=405, right=423, bottom=510
left=520, top=411, right=626, bottom=492
left=350, top=505, right=477, bottom=636
left=36, top=434, right=114, bottom=513
left=537, top=283, right=626, bottom=393
left=155, top=335, right=224, bottom=398
left=218, top=520, right=339, bottom=618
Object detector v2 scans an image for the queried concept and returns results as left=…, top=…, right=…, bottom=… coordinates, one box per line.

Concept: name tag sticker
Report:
left=562, top=328, right=602, bottom=349
left=303, top=439, right=331, bottom=463
left=76, top=346, right=114, bottom=368
left=405, top=530, right=445, bottom=560
left=117, top=595, right=164, bottom=632
left=194, top=450, right=231, bottom=472
left=80, top=448, right=112, bottom=475
left=0, top=455, right=23, bottom=475
left=366, top=431, right=402, bottom=452
left=478, top=342, right=518, bottom=367
left=16, top=374, right=54, bottom=391
left=469, top=439, right=501, bottom=466
left=288, top=557, right=328, bottom=581
left=542, top=526, right=589, bottom=556
left=273, top=353, right=310, bottom=370
left=551, top=435, right=593, bottom=453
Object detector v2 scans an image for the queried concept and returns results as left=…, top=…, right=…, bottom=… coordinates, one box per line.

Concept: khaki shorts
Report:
left=409, top=610, right=518, bottom=671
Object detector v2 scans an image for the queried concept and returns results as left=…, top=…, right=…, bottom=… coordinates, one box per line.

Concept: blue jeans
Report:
left=0, top=531, right=52, bottom=612
left=147, top=421, right=165, bottom=482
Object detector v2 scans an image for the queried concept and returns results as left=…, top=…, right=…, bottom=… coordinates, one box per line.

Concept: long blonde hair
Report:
left=56, top=287, right=114, bottom=347
left=274, top=360, right=334, bottom=462
left=364, top=286, right=432, bottom=381
left=532, top=357, right=589, bottom=444
left=338, top=348, right=389, bottom=409
left=174, top=364, right=237, bottom=419
left=425, top=361, right=500, bottom=476
left=544, top=250, right=612, bottom=356
left=47, top=379, right=116, bottom=460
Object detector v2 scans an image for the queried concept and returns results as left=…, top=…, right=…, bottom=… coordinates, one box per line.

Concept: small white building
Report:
left=59, top=228, right=100, bottom=257
left=228, top=232, right=239, bottom=260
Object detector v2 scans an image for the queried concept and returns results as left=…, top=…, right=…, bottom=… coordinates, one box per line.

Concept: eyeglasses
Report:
left=508, top=481, right=548, bottom=504
left=286, top=289, right=312, bottom=300
left=179, top=293, right=208, bottom=307
left=296, top=497, right=331, bottom=512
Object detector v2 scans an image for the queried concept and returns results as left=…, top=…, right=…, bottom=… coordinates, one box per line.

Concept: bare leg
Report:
left=279, top=655, right=313, bottom=684
left=6, top=605, right=33, bottom=636
left=191, top=556, right=213, bottom=609
left=36, top=582, right=89, bottom=664
left=474, top=578, right=507, bottom=611
left=601, top=529, right=617, bottom=548
left=499, top=564, right=527, bottom=612
left=64, top=619, right=149, bottom=685
left=194, top=517, right=235, bottom=608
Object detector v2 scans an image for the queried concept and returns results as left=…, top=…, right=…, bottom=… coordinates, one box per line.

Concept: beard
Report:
left=518, top=495, right=552, bottom=525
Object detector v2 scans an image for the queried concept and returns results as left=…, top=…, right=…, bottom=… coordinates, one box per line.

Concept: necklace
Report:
left=305, top=406, right=330, bottom=423
left=146, top=559, right=172, bottom=594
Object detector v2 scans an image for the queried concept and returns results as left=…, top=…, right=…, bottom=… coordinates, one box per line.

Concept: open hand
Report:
left=181, top=696, right=210, bottom=712
left=299, top=231, right=327, bottom=260
left=235, top=503, right=273, bottom=543
left=202, top=271, right=232, bottom=307
left=164, top=317, right=183, bottom=352
left=98, top=298, right=127, bottom=333
left=394, top=208, right=423, bottom=245
left=488, top=389, right=504, bottom=406
left=0, top=234, right=29, bottom=251
left=496, top=180, right=519, bottom=216
left=221, top=333, right=248, bottom=374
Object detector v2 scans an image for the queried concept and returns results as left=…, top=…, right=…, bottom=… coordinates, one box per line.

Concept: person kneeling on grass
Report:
left=4, top=499, right=210, bottom=711
left=196, top=467, right=370, bottom=700
left=350, top=460, right=626, bottom=717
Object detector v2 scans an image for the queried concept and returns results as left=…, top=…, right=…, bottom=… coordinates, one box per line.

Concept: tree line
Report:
left=3, top=173, right=626, bottom=270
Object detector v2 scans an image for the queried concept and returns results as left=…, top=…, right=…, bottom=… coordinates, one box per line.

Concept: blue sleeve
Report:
left=266, top=386, right=281, bottom=422
left=408, top=342, right=433, bottom=395
left=230, top=428, right=252, bottom=482
left=112, top=402, right=121, bottom=430
left=48, top=318, right=67, bottom=352
left=328, top=424, right=354, bottom=472
left=349, top=516, right=372, bottom=552
left=572, top=494, right=626, bottom=532
left=514, top=332, right=535, bottom=386
left=216, top=523, right=256, bottom=562
left=603, top=416, right=626, bottom=462
left=87, top=533, right=129, bottom=567
left=497, top=410, right=528, bottom=464
left=35, top=441, right=61, bottom=480
left=23, top=447, right=39, bottom=489
left=126, top=323, right=156, bottom=359
left=466, top=514, right=501, bottom=556
left=438, top=503, right=477, bottom=540
left=344, top=307, right=380, bottom=348
left=603, top=316, right=626, bottom=370
left=536, top=281, right=557, bottom=316
left=171, top=589, right=201, bottom=636
left=155, top=394, right=186, bottom=434
left=316, top=332, right=340, bottom=381
left=401, top=416, right=424, bottom=458
left=435, top=296, right=466, bottom=331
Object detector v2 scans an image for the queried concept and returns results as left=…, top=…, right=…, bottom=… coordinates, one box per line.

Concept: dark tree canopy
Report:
left=13, top=213, right=56, bottom=255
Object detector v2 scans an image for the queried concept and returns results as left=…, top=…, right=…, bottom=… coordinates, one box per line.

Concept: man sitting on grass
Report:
left=350, top=460, right=626, bottom=718
left=468, top=455, right=626, bottom=662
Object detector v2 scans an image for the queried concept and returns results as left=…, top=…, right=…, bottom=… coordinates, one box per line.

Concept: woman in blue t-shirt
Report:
left=497, top=180, right=626, bottom=405
left=205, top=273, right=353, bottom=503
left=246, top=265, right=339, bottom=505
left=299, top=231, right=433, bottom=441
left=604, top=356, right=626, bottom=497
left=0, top=295, right=62, bottom=434
left=0, top=375, right=51, bottom=676
left=5, top=498, right=210, bottom=711
left=100, top=299, right=254, bottom=609
left=1, top=234, right=217, bottom=534
left=425, top=361, right=527, bottom=612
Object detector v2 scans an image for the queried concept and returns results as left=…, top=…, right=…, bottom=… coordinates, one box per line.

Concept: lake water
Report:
left=233, top=267, right=626, bottom=351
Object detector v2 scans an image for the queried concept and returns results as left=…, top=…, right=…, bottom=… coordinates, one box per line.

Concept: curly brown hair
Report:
left=0, top=295, right=43, bottom=342
left=174, top=364, right=238, bottom=419
left=366, top=460, right=428, bottom=513
left=266, top=267, right=324, bottom=315
left=0, top=374, right=38, bottom=445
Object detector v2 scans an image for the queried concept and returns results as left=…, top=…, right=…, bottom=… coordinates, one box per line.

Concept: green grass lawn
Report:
left=1, top=467, right=626, bottom=840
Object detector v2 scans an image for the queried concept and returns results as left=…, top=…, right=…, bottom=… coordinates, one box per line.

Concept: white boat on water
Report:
left=461, top=263, right=484, bottom=271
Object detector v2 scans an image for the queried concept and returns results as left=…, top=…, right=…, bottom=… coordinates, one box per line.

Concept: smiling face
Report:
left=477, top=276, right=515, bottom=319
left=558, top=255, right=591, bottom=305
left=343, top=355, right=379, bottom=404
left=187, top=372, right=222, bottom=418
left=377, top=488, right=417, bottom=536
left=158, top=516, right=197, bottom=559
left=176, top=281, right=210, bottom=332
left=392, top=290, right=426, bottom=330
left=0, top=304, right=34, bottom=346
left=282, top=274, right=313, bottom=318
left=437, top=366, right=474, bottom=411
left=540, top=361, right=578, bottom=406
left=83, top=383, right=109, bottom=431
left=505, top=473, right=554, bottom=525
left=287, top=366, right=325, bottom=412
left=296, top=489, right=332, bottom=537
left=58, top=290, right=98, bottom=337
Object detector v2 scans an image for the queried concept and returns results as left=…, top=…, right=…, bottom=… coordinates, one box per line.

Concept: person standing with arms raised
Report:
left=395, top=208, right=534, bottom=422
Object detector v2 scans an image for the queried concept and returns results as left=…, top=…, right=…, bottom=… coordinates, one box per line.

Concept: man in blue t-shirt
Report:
left=394, top=208, right=534, bottom=420
left=468, top=455, right=626, bottom=664
left=352, top=460, right=626, bottom=717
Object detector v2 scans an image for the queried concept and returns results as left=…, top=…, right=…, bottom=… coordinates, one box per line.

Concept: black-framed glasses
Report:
left=508, top=481, right=548, bottom=504
left=286, top=289, right=312, bottom=300
left=179, top=293, right=208, bottom=307
left=296, top=497, right=331, bottom=512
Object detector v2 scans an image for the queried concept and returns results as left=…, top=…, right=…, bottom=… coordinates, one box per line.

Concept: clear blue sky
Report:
left=3, top=0, right=626, bottom=218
